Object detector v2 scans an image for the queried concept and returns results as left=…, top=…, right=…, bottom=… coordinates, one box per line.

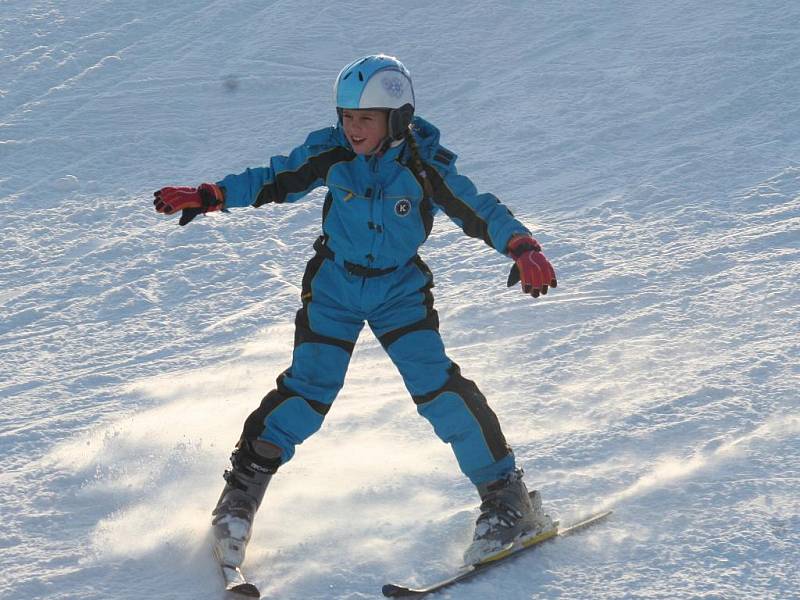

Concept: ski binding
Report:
left=382, top=500, right=613, bottom=597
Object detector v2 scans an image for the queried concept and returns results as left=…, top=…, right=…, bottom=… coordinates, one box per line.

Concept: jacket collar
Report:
left=334, top=115, right=441, bottom=163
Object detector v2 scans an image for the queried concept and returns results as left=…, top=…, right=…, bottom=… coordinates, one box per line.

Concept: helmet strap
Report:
left=388, top=103, right=414, bottom=141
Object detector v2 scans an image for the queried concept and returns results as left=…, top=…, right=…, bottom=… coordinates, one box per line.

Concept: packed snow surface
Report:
left=2, top=1, right=799, bottom=599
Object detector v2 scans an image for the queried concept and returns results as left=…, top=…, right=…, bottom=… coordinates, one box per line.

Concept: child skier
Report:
left=153, top=54, right=558, bottom=568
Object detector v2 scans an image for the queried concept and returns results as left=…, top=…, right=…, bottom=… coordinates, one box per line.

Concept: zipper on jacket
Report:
left=366, top=155, right=382, bottom=264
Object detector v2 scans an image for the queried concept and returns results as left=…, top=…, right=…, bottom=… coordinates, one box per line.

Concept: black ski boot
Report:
left=463, top=469, right=554, bottom=565
left=212, top=439, right=281, bottom=567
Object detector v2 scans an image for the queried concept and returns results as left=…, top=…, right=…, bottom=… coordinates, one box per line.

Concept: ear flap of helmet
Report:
left=388, top=103, right=414, bottom=141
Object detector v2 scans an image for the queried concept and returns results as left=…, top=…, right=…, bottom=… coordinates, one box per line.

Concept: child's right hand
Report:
left=153, top=183, right=224, bottom=226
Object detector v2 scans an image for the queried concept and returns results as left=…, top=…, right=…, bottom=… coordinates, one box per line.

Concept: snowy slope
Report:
left=2, top=1, right=799, bottom=598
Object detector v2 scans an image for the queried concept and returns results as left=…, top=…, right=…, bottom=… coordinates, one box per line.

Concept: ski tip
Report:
left=382, top=583, right=416, bottom=597
left=576, top=508, right=614, bottom=524
left=226, top=582, right=261, bottom=597
left=559, top=508, right=614, bottom=536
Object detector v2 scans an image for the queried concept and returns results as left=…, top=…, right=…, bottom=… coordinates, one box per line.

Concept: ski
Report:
left=220, top=563, right=260, bottom=597
left=214, top=545, right=260, bottom=597
left=382, top=498, right=613, bottom=598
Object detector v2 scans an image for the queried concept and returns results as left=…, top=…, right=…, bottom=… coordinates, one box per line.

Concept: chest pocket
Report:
left=392, top=163, right=436, bottom=239
left=384, top=185, right=433, bottom=240
left=331, top=183, right=373, bottom=203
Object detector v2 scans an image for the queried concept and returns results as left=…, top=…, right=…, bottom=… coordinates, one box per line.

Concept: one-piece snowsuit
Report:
left=217, top=116, right=531, bottom=485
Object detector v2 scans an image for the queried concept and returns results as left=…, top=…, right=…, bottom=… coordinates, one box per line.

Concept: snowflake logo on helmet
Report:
left=382, top=75, right=405, bottom=98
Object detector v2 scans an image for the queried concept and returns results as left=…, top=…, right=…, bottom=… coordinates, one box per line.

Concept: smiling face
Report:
left=341, top=108, right=388, bottom=155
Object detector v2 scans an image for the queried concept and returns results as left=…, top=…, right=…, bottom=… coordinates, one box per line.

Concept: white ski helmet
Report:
left=334, top=54, right=415, bottom=140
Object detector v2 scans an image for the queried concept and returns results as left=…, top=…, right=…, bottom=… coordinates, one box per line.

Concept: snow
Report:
left=1, top=1, right=799, bottom=598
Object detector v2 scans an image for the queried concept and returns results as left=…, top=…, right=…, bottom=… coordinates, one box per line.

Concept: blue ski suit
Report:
left=217, top=116, right=531, bottom=485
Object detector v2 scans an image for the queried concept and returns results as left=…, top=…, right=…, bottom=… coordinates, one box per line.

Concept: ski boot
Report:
left=462, top=469, right=554, bottom=565
left=211, top=439, right=281, bottom=567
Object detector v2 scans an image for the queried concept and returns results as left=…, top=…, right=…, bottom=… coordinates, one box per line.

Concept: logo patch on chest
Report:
left=394, top=198, right=412, bottom=217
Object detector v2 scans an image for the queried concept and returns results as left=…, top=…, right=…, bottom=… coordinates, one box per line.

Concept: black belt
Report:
left=313, top=236, right=398, bottom=278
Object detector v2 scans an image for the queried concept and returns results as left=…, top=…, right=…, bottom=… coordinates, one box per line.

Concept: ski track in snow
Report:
left=2, top=1, right=799, bottom=599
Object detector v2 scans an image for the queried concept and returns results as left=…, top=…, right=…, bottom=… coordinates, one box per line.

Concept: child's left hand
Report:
left=506, top=236, right=557, bottom=298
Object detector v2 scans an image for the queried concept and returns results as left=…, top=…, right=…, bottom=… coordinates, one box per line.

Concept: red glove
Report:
left=153, top=183, right=224, bottom=226
left=506, top=236, right=557, bottom=298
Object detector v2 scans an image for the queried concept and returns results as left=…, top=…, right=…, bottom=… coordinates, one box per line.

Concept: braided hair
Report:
left=403, top=125, right=434, bottom=200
